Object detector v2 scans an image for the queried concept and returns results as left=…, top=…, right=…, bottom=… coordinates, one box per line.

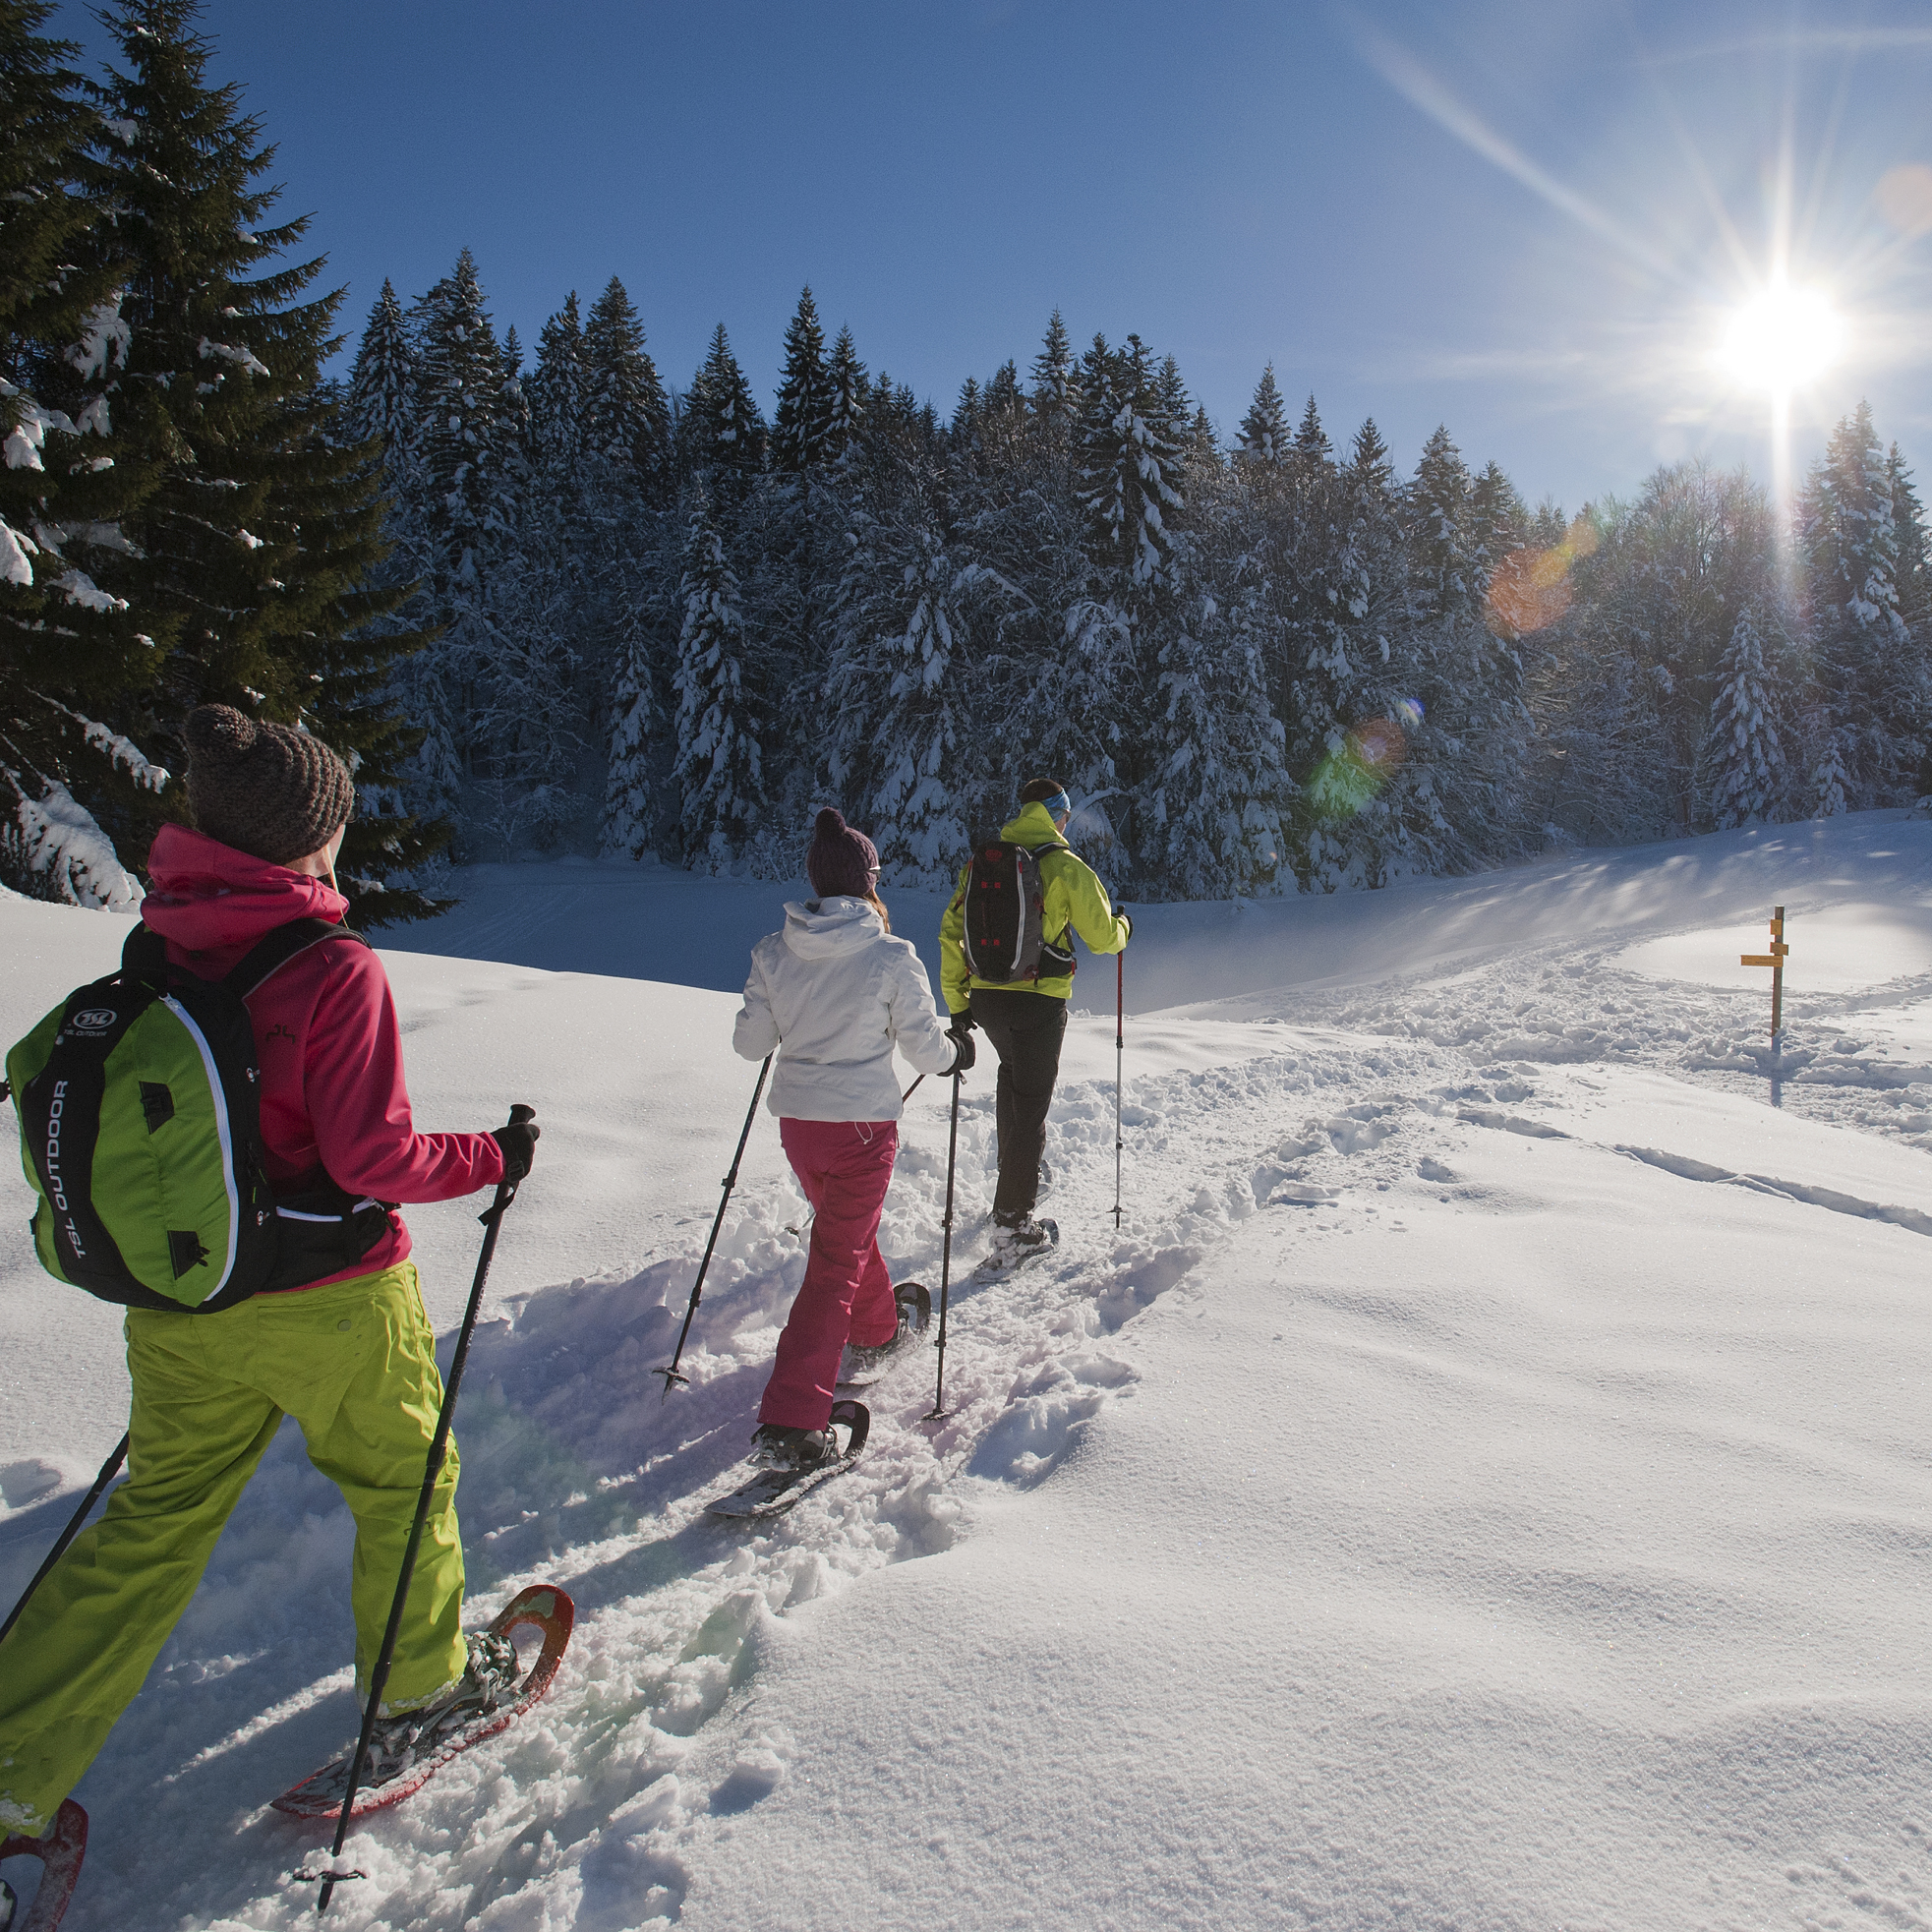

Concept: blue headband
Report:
left=1041, top=790, right=1072, bottom=819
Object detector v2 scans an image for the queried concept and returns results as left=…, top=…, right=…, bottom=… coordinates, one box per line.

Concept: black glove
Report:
left=491, top=1118, right=541, bottom=1183
left=948, top=1010, right=977, bottom=1035
left=1119, top=909, right=1134, bottom=940
left=946, top=1029, right=977, bottom=1076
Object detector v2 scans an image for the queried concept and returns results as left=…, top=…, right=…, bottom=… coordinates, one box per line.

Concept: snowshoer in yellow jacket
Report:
left=939, top=779, right=1130, bottom=1246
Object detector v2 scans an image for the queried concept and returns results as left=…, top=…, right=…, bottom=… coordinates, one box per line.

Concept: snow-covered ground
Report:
left=4, top=812, right=1932, bottom=1930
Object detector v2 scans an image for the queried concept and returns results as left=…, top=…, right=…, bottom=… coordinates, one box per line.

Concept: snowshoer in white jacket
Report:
left=733, top=809, right=970, bottom=1467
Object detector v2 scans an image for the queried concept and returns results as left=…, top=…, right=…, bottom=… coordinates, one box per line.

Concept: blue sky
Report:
left=54, top=1, right=1932, bottom=512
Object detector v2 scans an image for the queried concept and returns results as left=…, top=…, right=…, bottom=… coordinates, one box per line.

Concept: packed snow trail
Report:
left=2, top=808, right=1931, bottom=1928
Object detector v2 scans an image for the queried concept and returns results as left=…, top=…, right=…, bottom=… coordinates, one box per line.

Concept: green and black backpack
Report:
left=4, top=919, right=391, bottom=1314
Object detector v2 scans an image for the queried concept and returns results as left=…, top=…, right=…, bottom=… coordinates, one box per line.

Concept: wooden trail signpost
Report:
left=1740, top=906, right=1788, bottom=1038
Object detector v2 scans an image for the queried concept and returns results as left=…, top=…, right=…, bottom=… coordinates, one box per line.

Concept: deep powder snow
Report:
left=2, top=812, right=1930, bottom=1929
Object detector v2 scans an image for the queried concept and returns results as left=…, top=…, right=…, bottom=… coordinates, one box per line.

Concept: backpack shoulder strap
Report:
left=121, top=920, right=170, bottom=979
left=223, top=919, right=367, bottom=1000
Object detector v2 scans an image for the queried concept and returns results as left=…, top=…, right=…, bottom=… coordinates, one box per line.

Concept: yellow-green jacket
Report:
left=940, top=801, right=1129, bottom=1013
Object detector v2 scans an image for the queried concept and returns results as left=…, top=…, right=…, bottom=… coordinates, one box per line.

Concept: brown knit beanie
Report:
left=806, top=806, right=879, bottom=899
left=183, top=704, right=354, bottom=867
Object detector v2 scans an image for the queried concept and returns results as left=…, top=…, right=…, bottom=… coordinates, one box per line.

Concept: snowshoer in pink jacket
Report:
left=732, top=808, right=969, bottom=1469
left=0, top=706, right=538, bottom=1842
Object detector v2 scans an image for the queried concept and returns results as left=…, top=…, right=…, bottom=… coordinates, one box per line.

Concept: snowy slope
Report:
left=2, top=812, right=1931, bottom=1930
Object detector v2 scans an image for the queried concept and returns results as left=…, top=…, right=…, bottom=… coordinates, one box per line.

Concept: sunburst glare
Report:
left=1718, top=283, right=1844, bottom=393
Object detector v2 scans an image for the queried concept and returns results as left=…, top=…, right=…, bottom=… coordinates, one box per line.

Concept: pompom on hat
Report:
left=806, top=806, right=879, bottom=900
left=182, top=704, right=354, bottom=868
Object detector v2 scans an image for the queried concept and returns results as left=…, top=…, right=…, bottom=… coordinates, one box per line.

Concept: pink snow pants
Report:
left=762, top=1118, right=900, bottom=1430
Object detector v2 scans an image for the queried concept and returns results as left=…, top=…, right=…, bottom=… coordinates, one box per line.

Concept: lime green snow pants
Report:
left=0, top=1259, right=467, bottom=1834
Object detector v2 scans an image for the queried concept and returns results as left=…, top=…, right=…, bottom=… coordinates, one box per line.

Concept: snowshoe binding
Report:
left=271, top=1583, right=574, bottom=1821
left=712, top=1401, right=870, bottom=1520
left=838, top=1281, right=930, bottom=1386
left=977, top=1213, right=1058, bottom=1276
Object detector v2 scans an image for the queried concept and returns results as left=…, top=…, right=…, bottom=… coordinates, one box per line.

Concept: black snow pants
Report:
left=968, top=986, right=1069, bottom=1220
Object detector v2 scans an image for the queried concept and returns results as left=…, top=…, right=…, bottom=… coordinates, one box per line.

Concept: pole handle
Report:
left=481, top=1104, right=537, bottom=1223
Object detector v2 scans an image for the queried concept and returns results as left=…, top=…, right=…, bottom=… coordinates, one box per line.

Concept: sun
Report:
left=1718, top=283, right=1844, bottom=392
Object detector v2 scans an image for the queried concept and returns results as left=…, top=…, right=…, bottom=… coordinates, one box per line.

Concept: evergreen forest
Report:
left=5, top=0, right=1928, bottom=922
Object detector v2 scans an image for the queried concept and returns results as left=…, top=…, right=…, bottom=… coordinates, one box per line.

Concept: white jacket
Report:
left=734, top=897, right=959, bottom=1122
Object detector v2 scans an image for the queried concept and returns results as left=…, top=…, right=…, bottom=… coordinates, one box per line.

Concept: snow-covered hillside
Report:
left=5, top=812, right=1932, bottom=1930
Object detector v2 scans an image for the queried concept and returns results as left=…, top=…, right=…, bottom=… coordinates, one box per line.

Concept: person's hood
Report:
left=141, top=821, right=347, bottom=958
left=781, top=895, right=885, bottom=962
left=1000, top=800, right=1070, bottom=849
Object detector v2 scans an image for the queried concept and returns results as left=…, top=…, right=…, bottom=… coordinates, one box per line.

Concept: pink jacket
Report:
left=141, top=823, right=504, bottom=1287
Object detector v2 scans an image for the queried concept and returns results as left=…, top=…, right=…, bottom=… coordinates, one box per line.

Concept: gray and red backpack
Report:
left=960, top=840, right=1078, bottom=984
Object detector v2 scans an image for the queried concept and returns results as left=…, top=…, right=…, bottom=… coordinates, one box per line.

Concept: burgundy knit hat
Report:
left=806, top=806, right=879, bottom=899
left=183, top=704, right=354, bottom=868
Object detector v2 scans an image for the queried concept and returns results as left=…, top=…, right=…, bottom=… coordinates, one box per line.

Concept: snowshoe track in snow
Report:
left=14, top=831, right=1932, bottom=1927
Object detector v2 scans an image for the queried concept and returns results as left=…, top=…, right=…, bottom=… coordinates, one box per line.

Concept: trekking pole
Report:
left=921, top=1068, right=965, bottom=1424
left=316, top=1103, right=533, bottom=1916
left=1113, top=911, right=1127, bottom=1231
left=653, top=1056, right=772, bottom=1398
left=0, top=1431, right=130, bottom=1647
left=902, top=1074, right=925, bottom=1105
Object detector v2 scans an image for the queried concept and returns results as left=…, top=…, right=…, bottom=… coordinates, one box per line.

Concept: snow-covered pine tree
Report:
left=562, top=278, right=673, bottom=842
left=1470, top=460, right=1529, bottom=593
left=1405, top=426, right=1475, bottom=626
left=1137, top=460, right=1292, bottom=898
left=482, top=303, right=605, bottom=853
left=1283, top=415, right=1458, bottom=891
left=1546, top=463, right=1778, bottom=842
left=825, top=324, right=866, bottom=466
left=600, top=594, right=667, bottom=859
left=1401, top=426, right=1533, bottom=863
left=496, top=323, right=531, bottom=472
left=1891, top=441, right=1930, bottom=648
left=527, top=291, right=587, bottom=482
left=1699, top=608, right=1786, bottom=827
left=414, top=251, right=511, bottom=587
left=346, top=279, right=416, bottom=473
left=682, top=322, right=766, bottom=498
left=1290, top=393, right=1332, bottom=480
left=582, top=275, right=670, bottom=499
left=673, top=488, right=761, bottom=867
left=1799, top=402, right=1915, bottom=804
left=1890, top=444, right=1932, bottom=794
left=1811, top=728, right=1848, bottom=818
left=1236, top=364, right=1289, bottom=468
left=403, top=248, right=516, bottom=825
left=771, top=286, right=834, bottom=474
left=952, top=375, right=983, bottom=468
left=1054, top=331, right=1191, bottom=868
left=1155, top=355, right=1190, bottom=440
left=825, top=511, right=987, bottom=884
left=1074, top=332, right=1184, bottom=600
left=1029, top=310, right=1077, bottom=424
left=0, top=0, right=173, bottom=904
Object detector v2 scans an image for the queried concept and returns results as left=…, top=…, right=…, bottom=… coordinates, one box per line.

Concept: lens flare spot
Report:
left=1487, top=515, right=1598, bottom=639
left=1308, top=712, right=1415, bottom=821
left=1719, top=284, right=1843, bottom=392
left=1877, top=164, right=1932, bottom=239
